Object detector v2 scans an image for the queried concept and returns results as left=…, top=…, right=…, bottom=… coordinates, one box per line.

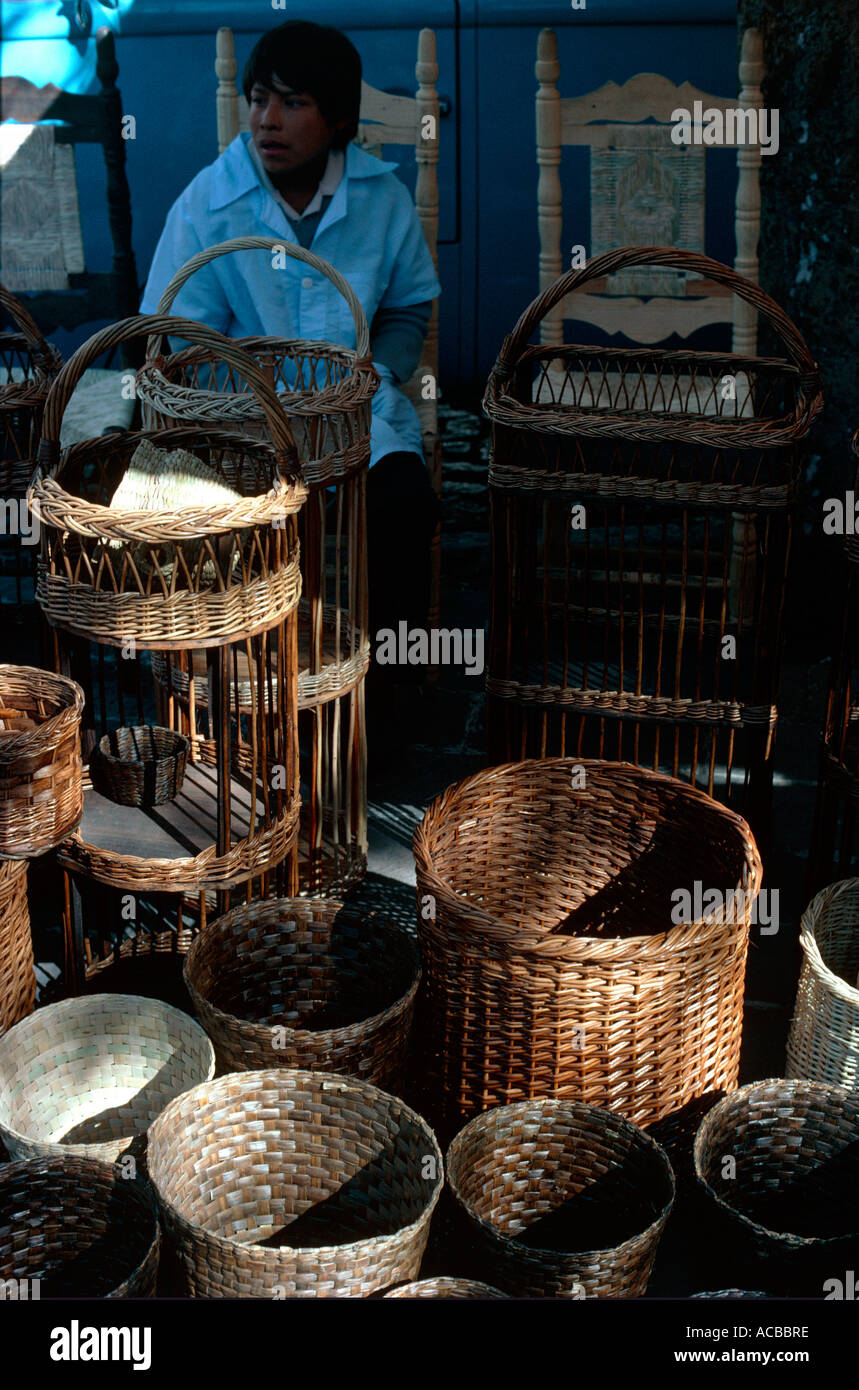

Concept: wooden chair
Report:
left=214, top=26, right=442, bottom=626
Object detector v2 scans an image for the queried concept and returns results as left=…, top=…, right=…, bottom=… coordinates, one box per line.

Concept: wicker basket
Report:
left=694, top=1078, right=859, bottom=1294
left=414, top=758, right=760, bottom=1136
left=183, top=897, right=419, bottom=1086
left=0, top=859, right=34, bottom=1036
left=446, top=1099, right=674, bottom=1298
left=0, top=664, right=84, bottom=858
left=0, top=993, right=215, bottom=1163
left=785, top=878, right=859, bottom=1087
left=384, top=1278, right=509, bottom=1299
left=690, top=1289, right=770, bottom=1299
left=0, top=1155, right=160, bottom=1298
left=89, top=724, right=189, bottom=809
left=0, top=285, right=62, bottom=500
left=28, top=314, right=306, bottom=651
left=147, top=1068, right=444, bottom=1298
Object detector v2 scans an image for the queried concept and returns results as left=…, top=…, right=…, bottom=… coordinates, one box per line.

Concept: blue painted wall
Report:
left=2, top=0, right=742, bottom=395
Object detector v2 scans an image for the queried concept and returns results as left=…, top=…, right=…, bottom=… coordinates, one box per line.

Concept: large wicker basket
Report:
left=147, top=1068, right=444, bottom=1298
left=413, top=758, right=761, bottom=1137
left=694, top=1078, right=859, bottom=1295
left=183, top=897, right=420, bottom=1086
left=0, top=858, right=34, bottom=1036
left=0, top=664, right=84, bottom=858
left=786, top=878, right=859, bottom=1087
left=28, top=314, right=306, bottom=651
left=0, top=1155, right=160, bottom=1298
left=0, top=284, right=62, bottom=500
left=0, top=993, right=215, bottom=1163
left=446, top=1099, right=675, bottom=1298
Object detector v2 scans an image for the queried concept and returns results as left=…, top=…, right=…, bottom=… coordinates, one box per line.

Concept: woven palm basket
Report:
left=147, top=1068, right=444, bottom=1299
left=384, top=1278, right=509, bottom=1299
left=0, top=993, right=215, bottom=1163
left=785, top=878, right=859, bottom=1087
left=28, top=314, right=306, bottom=652
left=89, top=724, right=189, bottom=809
left=413, top=758, right=761, bottom=1136
left=0, top=858, right=34, bottom=1036
left=694, top=1078, right=859, bottom=1294
left=446, top=1099, right=675, bottom=1298
left=183, top=897, right=419, bottom=1087
left=0, top=664, right=84, bottom=858
left=0, top=1155, right=160, bottom=1298
left=0, top=284, right=62, bottom=500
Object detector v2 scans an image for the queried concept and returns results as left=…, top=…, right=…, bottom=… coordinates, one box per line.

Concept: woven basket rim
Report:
left=413, top=758, right=761, bottom=960
left=147, top=1068, right=444, bottom=1260
left=799, top=878, right=859, bottom=1005
left=0, top=664, right=85, bottom=761
left=446, top=1097, right=675, bottom=1263
left=183, top=898, right=421, bottom=1045
left=693, top=1077, right=859, bottom=1248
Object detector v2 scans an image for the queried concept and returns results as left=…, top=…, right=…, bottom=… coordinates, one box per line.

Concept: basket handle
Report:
left=494, top=245, right=820, bottom=387
left=147, top=236, right=371, bottom=362
left=0, top=282, right=59, bottom=370
left=38, top=314, right=301, bottom=479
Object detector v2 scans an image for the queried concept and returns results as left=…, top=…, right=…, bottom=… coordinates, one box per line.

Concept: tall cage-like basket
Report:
left=28, top=315, right=307, bottom=997
left=485, top=247, right=823, bottom=855
left=136, top=237, right=378, bottom=896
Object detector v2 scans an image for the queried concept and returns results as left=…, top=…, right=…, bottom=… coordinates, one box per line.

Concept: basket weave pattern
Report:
left=147, top=1069, right=444, bottom=1298
left=384, top=1278, right=509, bottom=1299
left=0, top=284, right=62, bottom=499
left=785, top=879, right=859, bottom=1087
left=0, top=859, right=34, bottom=1035
left=89, top=724, right=189, bottom=808
left=0, top=664, right=84, bottom=858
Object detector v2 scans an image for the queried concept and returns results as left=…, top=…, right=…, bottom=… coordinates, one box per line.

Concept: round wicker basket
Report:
left=183, top=897, right=419, bottom=1086
left=414, top=758, right=761, bottom=1134
left=0, top=664, right=84, bottom=858
left=89, top=724, right=189, bottom=808
left=147, top=1068, right=444, bottom=1298
left=0, top=858, right=34, bottom=1036
left=0, top=1155, right=159, bottom=1298
left=0, top=993, right=215, bottom=1163
left=0, top=284, right=62, bottom=500
left=384, top=1278, right=509, bottom=1299
left=785, top=878, right=859, bottom=1087
left=446, top=1099, right=675, bottom=1298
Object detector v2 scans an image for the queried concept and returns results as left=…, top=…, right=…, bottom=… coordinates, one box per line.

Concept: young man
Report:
left=141, top=20, right=441, bottom=684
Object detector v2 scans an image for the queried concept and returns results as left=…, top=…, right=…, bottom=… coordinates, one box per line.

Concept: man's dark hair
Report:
left=243, top=20, right=362, bottom=150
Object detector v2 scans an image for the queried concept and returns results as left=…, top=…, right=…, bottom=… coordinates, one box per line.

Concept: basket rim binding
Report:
left=0, top=664, right=85, bottom=763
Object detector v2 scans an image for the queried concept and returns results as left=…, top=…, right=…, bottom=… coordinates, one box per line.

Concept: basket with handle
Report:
left=785, top=878, right=859, bottom=1087
left=0, top=859, right=35, bottom=1036
left=28, top=314, right=307, bottom=651
left=0, top=284, right=62, bottom=500
left=0, top=664, right=84, bottom=858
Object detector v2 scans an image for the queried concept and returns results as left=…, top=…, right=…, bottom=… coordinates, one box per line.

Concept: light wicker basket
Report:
left=183, top=897, right=419, bottom=1086
left=89, top=724, right=189, bottom=809
left=0, top=1155, right=160, bottom=1298
left=0, top=664, right=84, bottom=858
left=147, top=1068, right=444, bottom=1298
left=446, top=1099, right=675, bottom=1298
left=0, top=284, right=62, bottom=501
left=0, top=858, right=34, bottom=1037
left=28, top=314, right=306, bottom=651
left=0, top=993, right=215, bottom=1163
left=785, top=878, right=859, bottom=1086
left=384, top=1278, right=509, bottom=1299
left=414, top=758, right=761, bottom=1137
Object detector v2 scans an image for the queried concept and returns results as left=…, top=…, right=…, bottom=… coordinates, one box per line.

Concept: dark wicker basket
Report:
left=89, top=724, right=189, bottom=808
left=446, top=1099, right=675, bottom=1298
left=183, top=897, right=419, bottom=1087
left=0, top=285, right=62, bottom=501
left=0, top=1155, right=159, bottom=1298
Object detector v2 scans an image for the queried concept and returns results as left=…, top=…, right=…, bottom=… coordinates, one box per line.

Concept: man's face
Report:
left=249, top=76, right=342, bottom=177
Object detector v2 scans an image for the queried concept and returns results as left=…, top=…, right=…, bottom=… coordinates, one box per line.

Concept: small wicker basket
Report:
left=446, top=1099, right=675, bottom=1298
left=785, top=878, right=859, bottom=1087
left=0, top=1155, right=159, bottom=1298
left=0, top=664, right=84, bottom=858
left=89, top=724, right=189, bottom=808
left=183, top=897, right=420, bottom=1086
left=0, top=993, right=215, bottom=1163
left=147, top=1068, right=444, bottom=1298
left=0, top=859, right=34, bottom=1036
left=0, top=284, right=62, bottom=500
left=384, top=1278, right=509, bottom=1299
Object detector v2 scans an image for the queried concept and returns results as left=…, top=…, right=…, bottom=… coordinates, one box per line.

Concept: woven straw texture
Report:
left=447, top=1099, right=674, bottom=1298
left=0, top=284, right=62, bottom=499
left=0, top=664, right=84, bottom=858
left=29, top=314, right=306, bottom=651
left=384, top=1278, right=509, bottom=1299
left=694, top=1079, right=859, bottom=1261
left=147, top=1068, right=443, bottom=1298
left=0, top=993, right=215, bottom=1163
left=690, top=1289, right=770, bottom=1299
left=785, top=879, right=859, bottom=1087
left=413, top=758, right=760, bottom=1134
left=184, top=897, right=419, bottom=1086
left=0, top=859, right=34, bottom=1036
left=89, top=724, right=189, bottom=809
left=0, top=1155, right=160, bottom=1298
